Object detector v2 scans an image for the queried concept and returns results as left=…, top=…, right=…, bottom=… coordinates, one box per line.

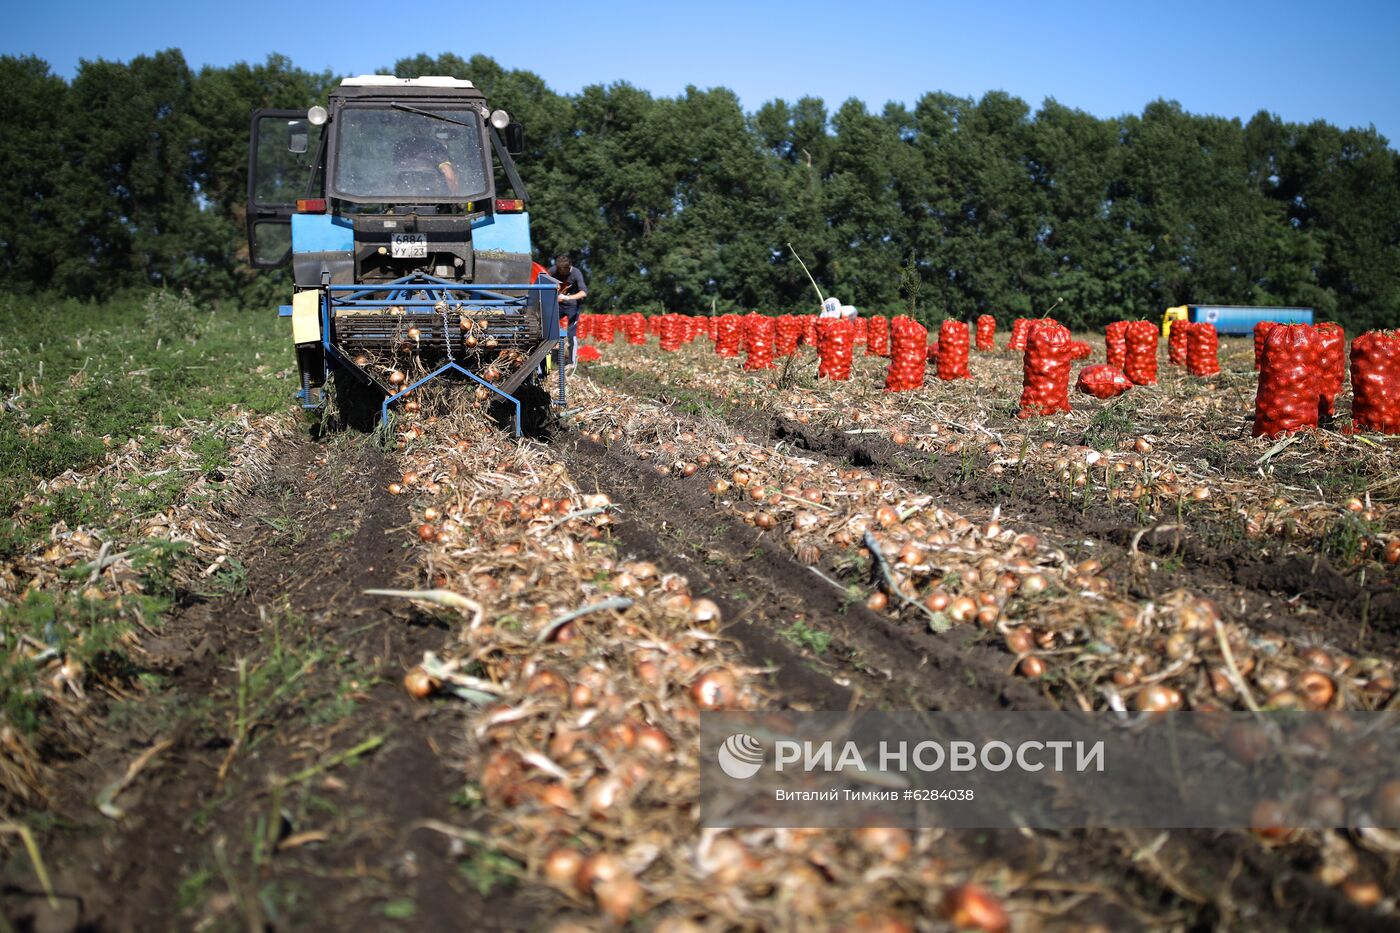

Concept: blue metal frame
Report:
left=381, top=361, right=522, bottom=434
left=306, top=273, right=561, bottom=435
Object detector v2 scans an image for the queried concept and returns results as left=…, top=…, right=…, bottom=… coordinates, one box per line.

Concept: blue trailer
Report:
left=1163, top=305, right=1313, bottom=337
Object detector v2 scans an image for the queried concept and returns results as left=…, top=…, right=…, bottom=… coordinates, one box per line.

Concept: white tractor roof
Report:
left=340, top=75, right=475, bottom=88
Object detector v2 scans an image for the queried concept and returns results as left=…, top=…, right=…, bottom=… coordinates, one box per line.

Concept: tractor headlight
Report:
left=308, top=105, right=328, bottom=126
left=489, top=109, right=511, bottom=130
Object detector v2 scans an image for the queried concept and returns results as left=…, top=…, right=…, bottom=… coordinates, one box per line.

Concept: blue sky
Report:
left=7, top=0, right=1398, bottom=144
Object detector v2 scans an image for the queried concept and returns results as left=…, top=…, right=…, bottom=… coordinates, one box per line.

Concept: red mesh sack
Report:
left=975, top=314, right=996, bottom=351
left=1068, top=341, right=1092, bottom=361
left=937, top=320, right=972, bottom=380
left=1076, top=364, right=1131, bottom=399
left=1105, top=321, right=1129, bottom=370
left=576, top=344, right=602, bottom=363
left=658, top=314, right=684, bottom=352
left=744, top=317, right=777, bottom=370
left=926, top=339, right=940, bottom=362
left=801, top=316, right=819, bottom=347
left=885, top=317, right=927, bottom=392
left=1008, top=318, right=1032, bottom=351
left=817, top=318, right=856, bottom=380
left=1350, top=330, right=1400, bottom=434
left=1019, top=321, right=1072, bottom=417
left=715, top=314, right=743, bottom=357
left=866, top=315, right=890, bottom=357
left=1167, top=320, right=1188, bottom=366
left=1315, top=322, right=1345, bottom=416
left=1124, top=321, right=1159, bottom=385
left=1253, top=321, right=1277, bottom=371
left=1186, top=322, right=1220, bottom=376
left=624, top=313, right=648, bottom=345
left=853, top=317, right=868, bottom=344
left=1253, top=324, right=1320, bottom=437
left=776, top=315, right=803, bottom=356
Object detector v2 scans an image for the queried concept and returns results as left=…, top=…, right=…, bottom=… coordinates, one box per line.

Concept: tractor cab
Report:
left=246, top=77, right=561, bottom=434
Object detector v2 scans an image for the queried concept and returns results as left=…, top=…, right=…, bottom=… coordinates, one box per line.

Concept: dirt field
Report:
left=3, top=321, right=1398, bottom=931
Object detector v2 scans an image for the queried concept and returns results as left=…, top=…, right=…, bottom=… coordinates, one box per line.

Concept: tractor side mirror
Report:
left=287, top=119, right=309, bottom=154
left=505, top=122, right=524, bottom=156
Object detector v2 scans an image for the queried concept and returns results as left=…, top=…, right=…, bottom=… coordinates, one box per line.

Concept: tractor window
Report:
left=252, top=115, right=322, bottom=208
left=330, top=106, right=490, bottom=203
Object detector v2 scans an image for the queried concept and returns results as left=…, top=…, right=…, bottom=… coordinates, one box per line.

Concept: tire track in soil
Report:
left=557, top=413, right=1392, bottom=932
left=13, top=434, right=559, bottom=932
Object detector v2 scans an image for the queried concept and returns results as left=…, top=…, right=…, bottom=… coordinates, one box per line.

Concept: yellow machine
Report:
left=1162, top=305, right=1189, bottom=338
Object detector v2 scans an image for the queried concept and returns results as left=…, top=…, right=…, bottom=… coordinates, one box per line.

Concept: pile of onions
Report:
left=714, top=314, right=743, bottom=357
left=775, top=315, right=804, bottom=356
left=865, top=314, right=890, bottom=357
left=1019, top=320, right=1072, bottom=417
left=1351, top=329, right=1400, bottom=433
left=1008, top=317, right=1032, bottom=351
left=1076, top=364, right=1132, bottom=399
left=1105, top=321, right=1129, bottom=370
left=1124, top=321, right=1159, bottom=386
left=1315, top=322, right=1345, bottom=416
left=743, top=316, right=777, bottom=370
left=975, top=314, right=996, bottom=351
left=885, top=316, right=927, bottom=391
left=816, top=318, right=856, bottom=380
left=1186, top=321, right=1220, bottom=376
left=936, top=319, right=972, bottom=380
left=1254, top=323, right=1320, bottom=437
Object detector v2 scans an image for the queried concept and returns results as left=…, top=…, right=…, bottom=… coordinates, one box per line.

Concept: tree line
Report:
left=2, top=49, right=1397, bottom=330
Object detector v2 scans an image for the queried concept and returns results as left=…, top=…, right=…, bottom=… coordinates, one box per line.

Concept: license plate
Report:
left=390, top=234, right=427, bottom=259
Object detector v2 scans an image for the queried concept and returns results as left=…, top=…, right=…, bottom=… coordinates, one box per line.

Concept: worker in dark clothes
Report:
left=548, top=253, right=587, bottom=365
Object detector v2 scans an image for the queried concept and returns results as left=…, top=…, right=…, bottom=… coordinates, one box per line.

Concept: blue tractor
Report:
left=246, top=75, right=562, bottom=434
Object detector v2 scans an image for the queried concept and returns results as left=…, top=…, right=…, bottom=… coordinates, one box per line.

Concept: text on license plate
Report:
left=391, top=234, right=428, bottom=258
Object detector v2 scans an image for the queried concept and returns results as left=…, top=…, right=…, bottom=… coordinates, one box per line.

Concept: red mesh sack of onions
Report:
left=975, top=314, right=996, bottom=351
left=1076, top=364, right=1131, bottom=399
left=937, top=320, right=972, bottom=380
left=624, top=313, right=648, bottom=345
left=576, top=344, right=602, bottom=363
left=744, top=316, right=777, bottom=370
left=1124, top=321, right=1159, bottom=385
left=714, top=314, right=743, bottom=356
left=598, top=315, right=617, bottom=343
left=1253, top=321, right=1276, bottom=371
left=1068, top=340, right=1092, bottom=361
left=1315, top=322, right=1345, bottom=416
left=885, top=317, right=928, bottom=391
left=657, top=314, right=684, bottom=352
left=1167, top=320, right=1189, bottom=366
left=1186, top=322, right=1220, bottom=376
left=1008, top=318, right=1032, bottom=351
left=1105, top=321, right=1129, bottom=370
left=1253, top=324, right=1320, bottom=437
left=866, top=315, right=890, bottom=356
left=776, top=315, right=803, bottom=356
left=853, top=317, right=868, bottom=344
left=817, top=318, right=856, bottom=380
left=1019, top=320, right=1072, bottom=417
left=1350, top=330, right=1400, bottom=434
left=801, top=315, right=819, bottom=347
left=926, top=339, right=940, bottom=362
